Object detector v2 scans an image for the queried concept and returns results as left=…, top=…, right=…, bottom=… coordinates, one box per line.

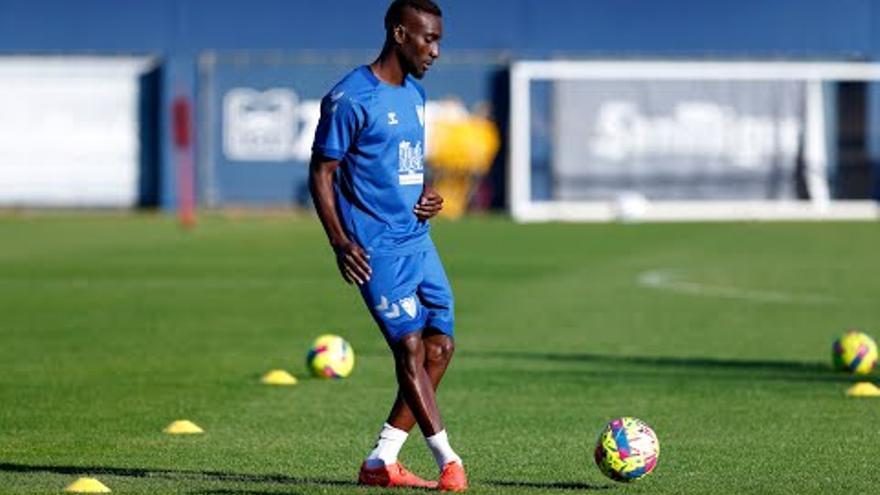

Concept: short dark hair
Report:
left=384, top=0, right=442, bottom=34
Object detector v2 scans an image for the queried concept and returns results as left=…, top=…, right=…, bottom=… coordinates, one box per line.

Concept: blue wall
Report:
left=2, top=0, right=879, bottom=207
left=2, top=0, right=878, bottom=55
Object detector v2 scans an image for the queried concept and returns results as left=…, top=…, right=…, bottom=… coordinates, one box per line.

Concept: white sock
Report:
left=425, top=429, right=462, bottom=470
left=365, top=423, right=409, bottom=468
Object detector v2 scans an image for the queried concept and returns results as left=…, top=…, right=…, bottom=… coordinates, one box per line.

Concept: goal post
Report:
left=509, top=60, right=880, bottom=222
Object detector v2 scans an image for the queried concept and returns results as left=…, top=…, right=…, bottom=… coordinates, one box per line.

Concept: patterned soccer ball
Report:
left=306, top=334, right=355, bottom=379
left=594, top=417, right=659, bottom=482
left=832, top=331, right=878, bottom=375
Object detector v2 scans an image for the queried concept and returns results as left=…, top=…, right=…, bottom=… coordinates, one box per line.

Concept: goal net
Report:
left=509, top=61, right=880, bottom=222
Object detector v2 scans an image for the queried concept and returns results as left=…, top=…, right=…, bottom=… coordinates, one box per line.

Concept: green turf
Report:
left=0, top=214, right=878, bottom=494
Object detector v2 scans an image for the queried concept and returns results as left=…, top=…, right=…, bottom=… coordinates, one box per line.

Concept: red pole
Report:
left=173, top=96, right=197, bottom=229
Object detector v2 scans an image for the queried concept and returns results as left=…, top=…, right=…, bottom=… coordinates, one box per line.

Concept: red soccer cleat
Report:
left=358, top=461, right=438, bottom=489
left=438, top=461, right=468, bottom=492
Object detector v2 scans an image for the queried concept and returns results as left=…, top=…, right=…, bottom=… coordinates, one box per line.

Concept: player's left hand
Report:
left=414, top=186, right=443, bottom=221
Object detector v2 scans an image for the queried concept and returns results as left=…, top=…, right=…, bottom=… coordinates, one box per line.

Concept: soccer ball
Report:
left=306, top=334, right=355, bottom=379
left=832, top=331, right=878, bottom=375
left=594, top=417, right=659, bottom=482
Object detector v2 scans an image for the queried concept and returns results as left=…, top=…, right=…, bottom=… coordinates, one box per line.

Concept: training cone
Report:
left=261, top=369, right=298, bottom=385
left=846, top=382, right=880, bottom=397
left=64, top=477, right=111, bottom=493
left=163, top=420, right=204, bottom=434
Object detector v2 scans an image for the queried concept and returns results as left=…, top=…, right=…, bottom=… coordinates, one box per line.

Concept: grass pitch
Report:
left=0, top=215, right=878, bottom=494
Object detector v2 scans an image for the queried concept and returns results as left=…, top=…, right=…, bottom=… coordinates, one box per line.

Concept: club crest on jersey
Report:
left=398, top=140, right=424, bottom=185
left=388, top=112, right=399, bottom=125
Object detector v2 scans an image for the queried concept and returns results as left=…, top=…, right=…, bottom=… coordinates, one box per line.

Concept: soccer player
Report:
left=308, top=0, right=467, bottom=491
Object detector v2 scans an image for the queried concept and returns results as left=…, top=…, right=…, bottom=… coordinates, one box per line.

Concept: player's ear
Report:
left=393, top=25, right=406, bottom=45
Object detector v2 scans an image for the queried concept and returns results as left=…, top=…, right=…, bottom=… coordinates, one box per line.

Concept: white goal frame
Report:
left=509, top=60, right=880, bottom=222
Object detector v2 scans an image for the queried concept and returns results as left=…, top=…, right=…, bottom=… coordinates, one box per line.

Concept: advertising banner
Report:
left=552, top=80, right=805, bottom=201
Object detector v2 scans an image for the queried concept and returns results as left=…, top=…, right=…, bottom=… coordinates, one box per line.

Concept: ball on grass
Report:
left=594, top=417, right=659, bottom=482
left=832, top=330, right=877, bottom=375
left=306, top=334, right=355, bottom=379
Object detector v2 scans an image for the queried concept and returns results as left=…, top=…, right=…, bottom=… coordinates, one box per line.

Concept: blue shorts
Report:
left=359, top=246, right=455, bottom=343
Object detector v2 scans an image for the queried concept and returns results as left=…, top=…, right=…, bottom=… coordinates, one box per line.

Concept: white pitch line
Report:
left=637, top=269, right=835, bottom=304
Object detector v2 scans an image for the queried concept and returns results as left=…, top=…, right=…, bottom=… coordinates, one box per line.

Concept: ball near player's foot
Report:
left=594, top=417, right=659, bottom=482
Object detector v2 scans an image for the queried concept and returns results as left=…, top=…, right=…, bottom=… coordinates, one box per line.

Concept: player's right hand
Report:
left=334, top=241, right=372, bottom=285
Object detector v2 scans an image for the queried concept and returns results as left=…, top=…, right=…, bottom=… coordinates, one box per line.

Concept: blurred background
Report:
left=1, top=0, right=879, bottom=221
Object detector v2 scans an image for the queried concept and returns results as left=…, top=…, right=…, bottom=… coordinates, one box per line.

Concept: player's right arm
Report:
left=308, top=156, right=371, bottom=285
left=310, top=92, right=371, bottom=285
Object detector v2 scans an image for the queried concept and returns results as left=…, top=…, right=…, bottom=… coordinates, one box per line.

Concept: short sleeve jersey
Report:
left=312, top=65, right=431, bottom=256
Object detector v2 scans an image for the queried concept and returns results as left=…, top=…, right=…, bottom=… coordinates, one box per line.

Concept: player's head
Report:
left=384, top=0, right=443, bottom=79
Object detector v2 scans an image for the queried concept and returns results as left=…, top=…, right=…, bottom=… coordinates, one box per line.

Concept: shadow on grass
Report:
left=0, top=461, right=615, bottom=493
left=485, top=479, right=612, bottom=491
left=466, top=351, right=862, bottom=383
left=184, top=481, right=611, bottom=493
left=473, top=350, right=829, bottom=370
left=0, top=462, right=355, bottom=489
left=191, top=491, right=304, bottom=495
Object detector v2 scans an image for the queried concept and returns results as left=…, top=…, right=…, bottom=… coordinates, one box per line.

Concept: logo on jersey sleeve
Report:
left=416, top=105, right=425, bottom=127
left=398, top=140, right=424, bottom=185
left=388, top=112, right=399, bottom=125
left=330, top=91, right=345, bottom=113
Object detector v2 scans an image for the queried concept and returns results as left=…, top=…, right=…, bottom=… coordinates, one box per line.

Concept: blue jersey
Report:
left=312, top=65, right=431, bottom=256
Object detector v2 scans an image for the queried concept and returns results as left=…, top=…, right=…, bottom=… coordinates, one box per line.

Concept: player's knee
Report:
left=426, top=337, right=455, bottom=365
left=394, top=332, right=425, bottom=365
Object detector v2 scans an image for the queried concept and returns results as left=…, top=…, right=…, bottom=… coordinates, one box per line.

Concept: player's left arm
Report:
left=413, top=81, right=442, bottom=221
left=414, top=183, right=443, bottom=221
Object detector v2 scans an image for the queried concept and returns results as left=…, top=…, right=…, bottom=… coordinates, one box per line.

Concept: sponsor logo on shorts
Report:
left=375, top=295, right=418, bottom=320
left=400, top=296, right=418, bottom=319
left=375, top=296, right=401, bottom=319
